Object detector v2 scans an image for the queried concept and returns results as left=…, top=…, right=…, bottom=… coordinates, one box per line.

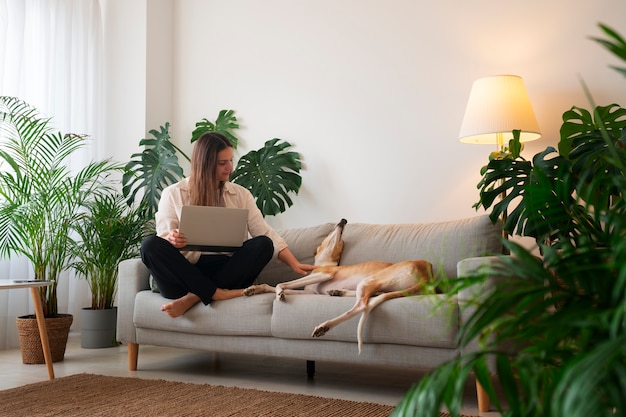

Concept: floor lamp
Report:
left=458, top=74, right=542, bottom=239
left=458, top=75, right=542, bottom=412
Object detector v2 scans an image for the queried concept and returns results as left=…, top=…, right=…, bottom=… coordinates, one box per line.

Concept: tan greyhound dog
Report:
left=244, top=219, right=433, bottom=352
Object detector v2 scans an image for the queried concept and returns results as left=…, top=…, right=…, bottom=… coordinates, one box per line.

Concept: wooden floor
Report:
left=0, top=333, right=501, bottom=415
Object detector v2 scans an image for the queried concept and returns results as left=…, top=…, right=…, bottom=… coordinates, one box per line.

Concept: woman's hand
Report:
left=278, top=248, right=315, bottom=276
left=166, top=229, right=188, bottom=249
left=291, top=262, right=316, bottom=276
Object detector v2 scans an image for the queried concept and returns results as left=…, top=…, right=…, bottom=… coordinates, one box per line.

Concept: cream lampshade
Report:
left=458, top=74, right=541, bottom=149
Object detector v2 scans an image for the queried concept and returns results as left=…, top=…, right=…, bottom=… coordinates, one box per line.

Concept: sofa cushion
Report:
left=339, top=215, right=502, bottom=280
left=133, top=291, right=275, bottom=336
left=256, top=222, right=336, bottom=286
left=270, top=294, right=458, bottom=349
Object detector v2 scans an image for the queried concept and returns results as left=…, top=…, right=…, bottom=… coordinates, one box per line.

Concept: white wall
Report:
left=101, top=0, right=147, bottom=164
left=102, top=0, right=626, bottom=232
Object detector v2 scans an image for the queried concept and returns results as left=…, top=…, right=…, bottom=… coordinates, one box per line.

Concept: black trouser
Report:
left=140, top=235, right=273, bottom=305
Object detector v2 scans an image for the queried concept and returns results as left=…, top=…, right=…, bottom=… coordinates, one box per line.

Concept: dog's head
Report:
left=313, top=219, right=347, bottom=266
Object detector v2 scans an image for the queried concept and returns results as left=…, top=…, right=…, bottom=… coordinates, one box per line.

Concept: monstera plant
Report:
left=473, top=103, right=626, bottom=246
left=122, top=110, right=302, bottom=221
left=393, top=23, right=626, bottom=417
left=122, top=122, right=187, bottom=221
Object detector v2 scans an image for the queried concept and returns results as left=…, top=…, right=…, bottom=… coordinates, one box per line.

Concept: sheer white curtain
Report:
left=0, top=0, right=103, bottom=349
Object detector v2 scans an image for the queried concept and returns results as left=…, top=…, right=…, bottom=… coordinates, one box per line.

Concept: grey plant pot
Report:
left=80, top=307, right=118, bottom=349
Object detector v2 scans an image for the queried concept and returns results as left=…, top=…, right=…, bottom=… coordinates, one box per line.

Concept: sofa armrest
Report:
left=117, top=258, right=151, bottom=344
left=457, top=255, right=504, bottom=372
left=457, top=256, right=502, bottom=302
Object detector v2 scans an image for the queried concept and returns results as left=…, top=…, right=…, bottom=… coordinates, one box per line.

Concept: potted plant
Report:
left=70, top=193, right=150, bottom=348
left=0, top=96, right=117, bottom=363
left=392, top=23, right=626, bottom=417
left=122, top=109, right=303, bottom=221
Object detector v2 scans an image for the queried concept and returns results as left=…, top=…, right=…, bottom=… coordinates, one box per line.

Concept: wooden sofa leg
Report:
left=306, top=360, right=315, bottom=379
left=476, top=379, right=490, bottom=412
left=128, top=342, right=139, bottom=371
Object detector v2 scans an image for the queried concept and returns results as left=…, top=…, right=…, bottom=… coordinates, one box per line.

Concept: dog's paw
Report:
left=312, top=325, right=329, bottom=338
left=242, top=286, right=256, bottom=297
left=275, top=286, right=286, bottom=301
left=327, top=289, right=345, bottom=297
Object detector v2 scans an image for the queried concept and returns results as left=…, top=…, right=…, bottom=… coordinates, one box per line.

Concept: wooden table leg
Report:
left=30, top=287, right=54, bottom=379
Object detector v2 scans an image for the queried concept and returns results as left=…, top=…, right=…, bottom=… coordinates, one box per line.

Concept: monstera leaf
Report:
left=122, top=122, right=187, bottom=219
left=559, top=104, right=626, bottom=200
left=475, top=141, right=574, bottom=240
left=231, top=138, right=302, bottom=216
left=190, top=109, right=240, bottom=148
left=559, top=104, right=626, bottom=156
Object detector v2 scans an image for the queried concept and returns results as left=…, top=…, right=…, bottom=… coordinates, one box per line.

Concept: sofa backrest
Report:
left=340, top=215, right=502, bottom=281
left=256, top=215, right=502, bottom=286
left=256, top=223, right=336, bottom=286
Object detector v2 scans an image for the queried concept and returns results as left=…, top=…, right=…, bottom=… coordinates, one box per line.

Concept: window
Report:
left=0, top=0, right=103, bottom=349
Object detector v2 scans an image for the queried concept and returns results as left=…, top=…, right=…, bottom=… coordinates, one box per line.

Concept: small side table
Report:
left=0, top=279, right=55, bottom=379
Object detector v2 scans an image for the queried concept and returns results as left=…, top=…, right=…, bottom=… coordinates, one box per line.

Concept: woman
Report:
left=140, top=132, right=314, bottom=318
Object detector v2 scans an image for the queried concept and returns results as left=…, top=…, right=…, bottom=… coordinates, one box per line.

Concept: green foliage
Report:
left=190, top=109, right=240, bottom=147
left=558, top=103, right=626, bottom=157
left=122, top=123, right=187, bottom=221
left=394, top=23, right=626, bottom=417
left=70, top=194, right=150, bottom=309
left=0, top=96, right=119, bottom=316
left=123, top=111, right=303, bottom=218
left=474, top=102, right=626, bottom=245
left=590, top=23, right=626, bottom=77
left=231, top=138, right=302, bottom=216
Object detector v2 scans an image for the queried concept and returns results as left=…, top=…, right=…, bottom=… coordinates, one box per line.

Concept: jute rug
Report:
left=0, top=373, right=476, bottom=417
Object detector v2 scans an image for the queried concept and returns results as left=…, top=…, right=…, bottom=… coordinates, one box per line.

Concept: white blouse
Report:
left=155, top=178, right=288, bottom=264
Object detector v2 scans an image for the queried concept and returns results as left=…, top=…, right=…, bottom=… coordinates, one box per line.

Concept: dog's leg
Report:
left=242, top=283, right=276, bottom=296
left=314, top=261, right=431, bottom=352
left=275, top=271, right=334, bottom=301
left=355, top=283, right=425, bottom=352
left=312, top=297, right=368, bottom=338
left=243, top=271, right=334, bottom=299
left=312, top=276, right=375, bottom=337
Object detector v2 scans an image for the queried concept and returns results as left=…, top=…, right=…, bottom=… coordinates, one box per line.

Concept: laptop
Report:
left=178, top=205, right=249, bottom=251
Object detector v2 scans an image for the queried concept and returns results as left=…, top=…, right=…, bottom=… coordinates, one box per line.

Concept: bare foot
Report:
left=161, top=293, right=201, bottom=318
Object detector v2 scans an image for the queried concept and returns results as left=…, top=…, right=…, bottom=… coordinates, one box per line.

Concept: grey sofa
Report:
left=117, top=215, right=502, bottom=408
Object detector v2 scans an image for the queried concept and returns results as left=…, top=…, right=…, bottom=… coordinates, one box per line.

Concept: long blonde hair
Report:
left=188, top=132, right=233, bottom=206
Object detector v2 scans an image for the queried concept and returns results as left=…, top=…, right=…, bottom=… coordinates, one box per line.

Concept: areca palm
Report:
left=0, top=96, right=119, bottom=316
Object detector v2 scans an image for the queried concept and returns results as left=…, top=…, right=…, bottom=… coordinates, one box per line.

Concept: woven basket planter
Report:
left=16, top=314, right=73, bottom=364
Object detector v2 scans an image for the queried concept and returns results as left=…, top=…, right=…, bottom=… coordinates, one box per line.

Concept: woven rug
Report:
left=0, top=373, right=476, bottom=417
